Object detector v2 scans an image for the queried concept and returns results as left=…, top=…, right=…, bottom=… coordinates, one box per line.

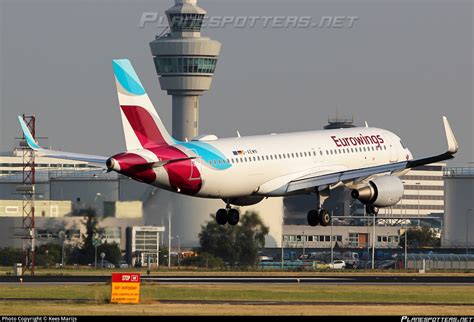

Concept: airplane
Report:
left=18, top=59, right=459, bottom=227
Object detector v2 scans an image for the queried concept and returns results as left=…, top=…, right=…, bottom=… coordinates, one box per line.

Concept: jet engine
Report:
left=351, top=175, right=404, bottom=207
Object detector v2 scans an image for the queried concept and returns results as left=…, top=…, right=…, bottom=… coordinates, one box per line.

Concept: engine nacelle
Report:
left=225, top=196, right=264, bottom=207
left=351, top=176, right=404, bottom=207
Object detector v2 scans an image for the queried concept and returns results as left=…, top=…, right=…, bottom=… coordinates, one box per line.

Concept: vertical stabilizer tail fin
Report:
left=113, top=59, right=174, bottom=150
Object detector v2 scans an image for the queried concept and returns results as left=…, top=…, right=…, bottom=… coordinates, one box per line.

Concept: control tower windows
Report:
left=154, top=57, right=218, bottom=74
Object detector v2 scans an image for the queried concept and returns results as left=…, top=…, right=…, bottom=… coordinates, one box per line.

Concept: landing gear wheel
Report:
left=318, top=209, right=331, bottom=226
left=216, top=208, right=228, bottom=225
left=307, top=210, right=319, bottom=226
left=366, top=205, right=379, bottom=216
left=228, top=209, right=240, bottom=226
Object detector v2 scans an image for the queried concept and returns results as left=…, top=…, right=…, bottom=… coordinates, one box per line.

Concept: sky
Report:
left=0, top=0, right=472, bottom=166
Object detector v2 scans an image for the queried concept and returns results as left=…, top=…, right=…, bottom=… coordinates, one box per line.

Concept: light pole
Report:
left=58, top=231, right=66, bottom=267
left=401, top=181, right=405, bottom=217
left=176, top=235, right=181, bottom=267
left=401, top=181, right=407, bottom=269
left=92, top=236, right=100, bottom=269
left=302, top=230, right=305, bottom=258
left=415, top=182, right=421, bottom=226
left=168, top=211, right=171, bottom=269
left=330, top=211, right=334, bottom=265
left=281, top=235, right=284, bottom=269
left=372, top=212, right=375, bottom=270
left=404, top=224, right=408, bottom=270
left=466, top=208, right=473, bottom=255
left=94, top=193, right=102, bottom=216
left=365, top=205, right=369, bottom=268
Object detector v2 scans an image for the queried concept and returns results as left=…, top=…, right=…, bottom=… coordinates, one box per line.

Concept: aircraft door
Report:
left=389, top=138, right=398, bottom=163
left=318, top=148, right=324, bottom=162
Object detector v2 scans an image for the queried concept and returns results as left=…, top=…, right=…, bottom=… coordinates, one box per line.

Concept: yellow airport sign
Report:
left=110, top=272, right=140, bottom=304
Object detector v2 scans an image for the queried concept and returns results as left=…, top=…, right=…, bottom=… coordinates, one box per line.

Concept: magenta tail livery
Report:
left=18, top=59, right=459, bottom=226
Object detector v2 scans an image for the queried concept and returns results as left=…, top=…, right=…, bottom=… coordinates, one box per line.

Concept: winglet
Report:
left=443, top=116, right=459, bottom=154
left=18, top=116, right=41, bottom=150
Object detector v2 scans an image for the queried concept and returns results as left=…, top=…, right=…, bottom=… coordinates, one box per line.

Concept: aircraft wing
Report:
left=286, top=116, right=459, bottom=193
left=18, top=116, right=108, bottom=168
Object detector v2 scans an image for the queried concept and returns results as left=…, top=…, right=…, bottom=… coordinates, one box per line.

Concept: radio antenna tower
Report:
left=16, top=114, right=37, bottom=275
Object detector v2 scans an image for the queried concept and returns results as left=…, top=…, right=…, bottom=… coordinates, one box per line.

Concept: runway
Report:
left=0, top=275, right=473, bottom=285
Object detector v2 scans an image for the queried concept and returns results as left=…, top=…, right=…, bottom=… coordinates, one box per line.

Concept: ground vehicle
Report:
left=259, top=255, right=273, bottom=261
left=100, top=260, right=115, bottom=269
left=328, top=260, right=346, bottom=269
left=342, top=252, right=359, bottom=268
left=116, top=261, right=129, bottom=269
left=313, top=261, right=330, bottom=269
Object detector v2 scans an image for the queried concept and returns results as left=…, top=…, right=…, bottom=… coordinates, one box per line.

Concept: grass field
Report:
left=0, top=283, right=473, bottom=315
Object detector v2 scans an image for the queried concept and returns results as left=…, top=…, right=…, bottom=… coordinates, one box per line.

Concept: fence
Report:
left=405, top=254, right=474, bottom=270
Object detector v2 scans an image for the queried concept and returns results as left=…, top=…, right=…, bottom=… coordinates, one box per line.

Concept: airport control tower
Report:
left=146, top=0, right=282, bottom=248
left=150, top=0, right=221, bottom=141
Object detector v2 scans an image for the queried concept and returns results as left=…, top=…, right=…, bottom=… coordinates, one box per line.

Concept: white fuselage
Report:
left=152, top=126, right=413, bottom=199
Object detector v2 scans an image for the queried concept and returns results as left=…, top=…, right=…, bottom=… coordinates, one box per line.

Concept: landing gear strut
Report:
left=307, top=190, right=331, bottom=227
left=215, top=205, right=240, bottom=226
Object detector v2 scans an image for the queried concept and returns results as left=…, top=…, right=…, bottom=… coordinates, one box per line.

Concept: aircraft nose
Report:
left=106, top=157, right=120, bottom=172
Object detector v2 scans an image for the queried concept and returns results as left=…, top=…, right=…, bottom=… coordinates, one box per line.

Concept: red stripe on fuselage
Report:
left=121, top=105, right=168, bottom=148
left=112, top=152, right=156, bottom=184
left=148, top=146, right=202, bottom=195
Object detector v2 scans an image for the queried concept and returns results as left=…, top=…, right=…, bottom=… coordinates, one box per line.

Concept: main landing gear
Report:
left=307, top=209, right=331, bottom=227
left=216, top=205, right=240, bottom=226
left=365, top=204, right=379, bottom=216
left=307, top=190, right=331, bottom=227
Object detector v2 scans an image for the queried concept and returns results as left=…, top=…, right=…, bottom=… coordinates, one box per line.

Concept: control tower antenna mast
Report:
left=150, top=0, right=221, bottom=141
